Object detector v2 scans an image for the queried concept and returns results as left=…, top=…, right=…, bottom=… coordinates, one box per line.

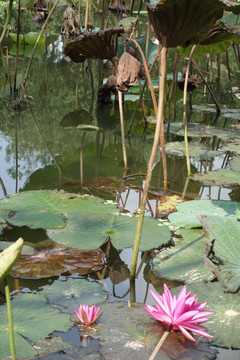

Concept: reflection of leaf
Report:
left=0, top=191, right=117, bottom=229
left=168, top=200, right=240, bottom=228
left=200, top=215, right=240, bottom=293
left=0, top=293, right=72, bottom=358
left=11, top=245, right=105, bottom=278
left=47, top=212, right=172, bottom=251
left=41, top=278, right=108, bottom=313
left=175, top=282, right=240, bottom=348
left=152, top=229, right=212, bottom=284
left=94, top=302, right=217, bottom=360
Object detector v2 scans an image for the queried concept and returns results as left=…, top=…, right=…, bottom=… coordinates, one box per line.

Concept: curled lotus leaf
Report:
left=117, top=52, right=145, bottom=92
left=63, top=27, right=124, bottom=62
left=145, top=0, right=240, bottom=47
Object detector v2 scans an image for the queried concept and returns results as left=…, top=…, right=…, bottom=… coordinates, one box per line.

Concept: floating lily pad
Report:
left=11, top=246, right=105, bottom=278
left=220, top=143, right=240, bottom=154
left=93, top=302, right=217, bottom=360
left=230, top=156, right=240, bottom=172
left=0, top=191, right=117, bottom=230
left=0, top=292, right=72, bottom=358
left=193, top=168, right=240, bottom=186
left=200, top=215, right=240, bottom=293
left=152, top=229, right=212, bottom=284
left=168, top=200, right=240, bottom=228
left=47, top=212, right=172, bottom=251
left=41, top=278, right=108, bottom=313
left=175, top=282, right=240, bottom=348
left=164, top=141, right=220, bottom=159
left=167, top=122, right=240, bottom=141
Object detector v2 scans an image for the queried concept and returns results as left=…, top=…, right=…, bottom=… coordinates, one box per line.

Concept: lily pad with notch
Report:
left=0, top=292, right=72, bottom=358
left=0, top=191, right=117, bottom=230
left=47, top=212, right=172, bottom=251
left=41, top=278, right=108, bottom=313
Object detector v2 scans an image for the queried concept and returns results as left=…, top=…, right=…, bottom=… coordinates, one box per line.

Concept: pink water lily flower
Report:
left=75, top=305, right=102, bottom=325
left=145, top=284, right=214, bottom=342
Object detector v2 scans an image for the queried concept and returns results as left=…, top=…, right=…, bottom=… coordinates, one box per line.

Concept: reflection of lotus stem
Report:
left=23, top=0, right=60, bottom=87
left=149, top=324, right=173, bottom=360
left=0, top=176, right=7, bottom=196
left=183, top=45, right=196, bottom=176
left=118, top=91, right=128, bottom=168
left=0, top=0, right=13, bottom=45
left=130, top=46, right=167, bottom=280
left=4, top=277, right=16, bottom=360
left=78, top=0, right=82, bottom=28
left=191, top=59, right=221, bottom=114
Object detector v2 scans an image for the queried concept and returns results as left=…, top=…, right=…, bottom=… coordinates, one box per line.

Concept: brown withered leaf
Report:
left=109, top=0, right=129, bottom=13
left=177, top=68, right=202, bottom=93
left=63, top=27, right=124, bottom=63
left=11, top=245, right=105, bottom=278
left=117, top=52, right=144, bottom=92
left=61, top=7, right=79, bottom=36
left=97, top=75, right=117, bottom=104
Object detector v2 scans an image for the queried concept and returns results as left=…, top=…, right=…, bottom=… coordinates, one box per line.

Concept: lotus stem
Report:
left=149, top=325, right=173, bottom=360
left=84, top=0, right=89, bottom=33
left=130, top=46, right=167, bottom=280
left=78, top=0, right=82, bottom=28
left=0, top=0, right=14, bottom=45
left=118, top=91, right=128, bottom=168
left=191, top=59, right=221, bottom=114
left=13, top=0, right=21, bottom=92
left=4, top=277, right=16, bottom=360
left=183, top=45, right=196, bottom=176
left=23, top=0, right=60, bottom=87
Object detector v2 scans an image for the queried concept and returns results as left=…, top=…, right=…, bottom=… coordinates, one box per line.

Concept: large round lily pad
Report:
left=152, top=229, right=212, bottom=284
left=168, top=200, right=240, bottom=228
left=193, top=168, right=240, bottom=186
left=0, top=191, right=117, bottom=229
left=47, top=212, right=172, bottom=251
left=93, top=302, right=217, bottom=360
left=0, top=292, right=72, bottom=358
left=164, top=141, right=219, bottom=159
left=174, top=282, right=240, bottom=348
left=41, top=278, right=108, bottom=313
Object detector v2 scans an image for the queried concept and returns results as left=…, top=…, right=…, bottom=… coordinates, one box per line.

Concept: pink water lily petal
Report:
left=145, top=284, right=213, bottom=342
left=75, top=305, right=102, bottom=325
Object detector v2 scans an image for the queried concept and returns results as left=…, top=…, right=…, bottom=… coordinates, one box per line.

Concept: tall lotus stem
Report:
left=130, top=46, right=167, bottom=280
left=78, top=0, right=82, bottom=28
left=84, top=0, right=89, bottom=33
left=118, top=91, right=128, bottom=168
left=13, top=0, right=21, bottom=92
left=4, top=277, right=16, bottom=360
left=183, top=45, right=196, bottom=176
left=149, top=325, right=173, bottom=360
left=0, top=0, right=13, bottom=45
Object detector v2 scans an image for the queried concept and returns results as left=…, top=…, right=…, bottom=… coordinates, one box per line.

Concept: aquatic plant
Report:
left=75, top=304, right=103, bottom=325
left=145, top=284, right=213, bottom=359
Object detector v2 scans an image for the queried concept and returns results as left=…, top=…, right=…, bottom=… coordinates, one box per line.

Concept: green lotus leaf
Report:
left=47, top=212, right=172, bottom=251
left=0, top=292, right=72, bottom=358
left=93, top=302, right=217, bottom=360
left=193, top=168, right=240, bottom=186
left=145, top=0, right=240, bottom=48
left=230, top=156, right=240, bottom=172
left=115, top=17, right=138, bottom=30
left=167, top=122, right=240, bottom=141
left=178, top=39, right=232, bottom=58
left=76, top=124, right=99, bottom=131
left=200, top=215, right=240, bottom=293
left=168, top=200, right=240, bottom=228
left=0, top=238, right=23, bottom=282
left=164, top=141, right=220, bottom=159
left=152, top=229, right=212, bottom=283
left=0, top=191, right=117, bottom=229
left=41, top=278, right=108, bottom=313
left=220, top=143, right=240, bottom=154
left=174, top=282, right=240, bottom=348
left=9, top=32, right=44, bottom=44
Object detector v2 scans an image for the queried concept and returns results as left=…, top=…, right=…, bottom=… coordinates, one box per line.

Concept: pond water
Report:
left=1, top=1, right=240, bottom=359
